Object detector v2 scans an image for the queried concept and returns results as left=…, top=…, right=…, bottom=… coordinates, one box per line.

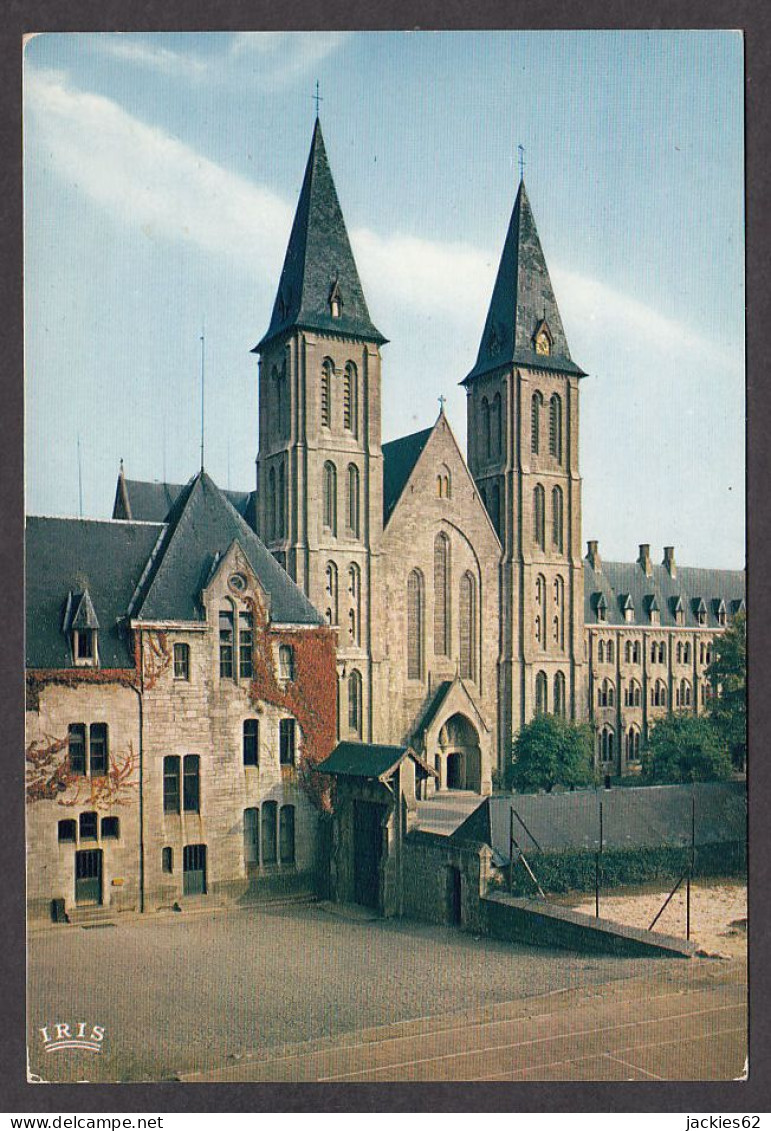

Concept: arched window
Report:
left=244, top=807, right=259, bottom=867
left=433, top=533, right=450, bottom=656
left=277, top=461, right=285, bottom=539
left=600, top=727, right=615, bottom=764
left=652, top=680, right=667, bottom=708
left=491, top=481, right=501, bottom=537
left=321, top=359, right=333, bottom=428
left=598, top=639, right=605, bottom=663
left=348, top=669, right=362, bottom=736
left=554, top=575, right=565, bottom=651
left=267, top=467, right=276, bottom=541
left=658, top=642, right=666, bottom=664
left=676, top=641, right=683, bottom=664
left=554, top=671, right=566, bottom=717
left=531, top=391, right=543, bottom=454
left=533, top=484, right=545, bottom=550
left=348, top=563, right=361, bottom=646
left=261, top=800, right=278, bottom=865
left=549, top=394, right=562, bottom=461
left=683, top=642, right=691, bottom=664
left=343, top=362, right=358, bottom=435
left=325, top=561, right=338, bottom=625
left=459, top=571, right=476, bottom=681
left=624, top=680, right=642, bottom=708
left=346, top=463, right=360, bottom=538
left=607, top=639, right=615, bottom=664
left=626, top=727, right=641, bottom=763
left=323, top=461, right=337, bottom=534
left=407, top=570, right=424, bottom=680
left=278, top=644, right=295, bottom=682
left=599, top=679, right=615, bottom=708
left=493, top=392, right=502, bottom=457
left=679, top=679, right=691, bottom=708
left=279, top=805, right=296, bottom=865
left=551, top=486, right=564, bottom=552
left=535, top=670, right=548, bottom=714
left=482, top=397, right=491, bottom=459
left=534, top=614, right=542, bottom=646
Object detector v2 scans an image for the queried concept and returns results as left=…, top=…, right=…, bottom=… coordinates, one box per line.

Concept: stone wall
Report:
left=400, top=833, right=492, bottom=931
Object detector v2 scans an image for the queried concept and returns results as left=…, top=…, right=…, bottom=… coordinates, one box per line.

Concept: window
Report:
left=267, top=467, right=276, bottom=541
left=553, top=671, right=566, bottom=717
left=626, top=728, right=641, bottom=763
left=279, top=719, right=296, bottom=766
left=407, top=569, right=424, bottom=680
left=531, top=391, right=542, bottom=454
left=58, top=819, right=77, bottom=843
left=491, top=481, right=501, bottom=537
left=219, top=608, right=234, bottom=679
left=482, top=397, right=491, bottom=459
left=348, top=563, right=361, bottom=646
left=278, top=644, right=295, bottom=682
left=658, top=642, right=666, bottom=664
left=162, top=846, right=173, bottom=873
left=79, top=811, right=98, bottom=841
left=183, top=755, right=200, bottom=813
left=325, top=561, right=338, bottom=625
left=598, top=639, right=605, bottom=663
left=243, top=719, right=259, bottom=767
left=163, top=756, right=180, bottom=814
left=76, top=630, right=95, bottom=661
left=624, top=680, right=642, bottom=708
left=676, top=641, right=683, bottom=664
left=89, top=723, right=108, bottom=776
left=277, top=462, right=286, bottom=539
left=433, top=533, right=450, bottom=656
left=323, top=461, right=337, bottom=534
left=344, top=363, right=358, bottom=435
left=280, top=805, right=296, bottom=865
left=101, top=816, right=119, bottom=839
left=459, top=571, right=476, bottom=681
left=598, top=679, right=615, bottom=708
left=348, top=670, right=362, bottom=736
left=535, top=574, right=546, bottom=650
left=174, top=643, right=190, bottom=680
left=533, top=484, right=545, bottom=550
left=68, top=724, right=87, bottom=776
left=321, top=360, right=333, bottom=428
left=244, top=807, right=259, bottom=867
left=652, top=681, right=667, bottom=708
left=549, top=394, right=562, bottom=461
left=599, top=728, right=615, bottom=764
left=677, top=679, right=692, bottom=709
left=554, top=575, right=565, bottom=651
left=262, top=801, right=278, bottom=864
left=552, top=486, right=564, bottom=552
left=346, top=464, right=360, bottom=537
left=607, top=639, right=614, bottom=664
left=239, top=612, right=253, bottom=679
left=493, top=392, right=503, bottom=457
left=535, top=671, right=548, bottom=714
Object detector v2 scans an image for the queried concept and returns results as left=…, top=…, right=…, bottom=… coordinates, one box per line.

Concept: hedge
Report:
left=498, top=841, right=746, bottom=897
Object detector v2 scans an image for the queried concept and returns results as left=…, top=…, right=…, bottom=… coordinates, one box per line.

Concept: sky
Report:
left=23, top=31, right=745, bottom=568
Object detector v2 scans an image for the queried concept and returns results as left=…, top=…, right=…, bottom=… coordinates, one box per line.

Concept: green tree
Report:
left=507, top=714, right=595, bottom=793
left=706, top=610, right=747, bottom=770
left=641, top=713, right=732, bottom=784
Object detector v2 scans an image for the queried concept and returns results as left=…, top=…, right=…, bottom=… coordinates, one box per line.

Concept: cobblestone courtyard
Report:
left=27, top=901, right=746, bottom=1082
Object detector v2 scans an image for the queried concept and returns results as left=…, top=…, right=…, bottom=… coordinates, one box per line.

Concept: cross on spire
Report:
left=438, top=394, right=447, bottom=414
left=313, top=80, right=323, bottom=118
left=517, top=144, right=526, bottom=182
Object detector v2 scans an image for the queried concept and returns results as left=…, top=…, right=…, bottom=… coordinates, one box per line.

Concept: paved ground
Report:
left=27, top=901, right=746, bottom=1083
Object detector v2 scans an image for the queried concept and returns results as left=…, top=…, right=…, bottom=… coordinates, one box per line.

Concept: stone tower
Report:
left=462, top=179, right=585, bottom=753
left=254, top=118, right=386, bottom=742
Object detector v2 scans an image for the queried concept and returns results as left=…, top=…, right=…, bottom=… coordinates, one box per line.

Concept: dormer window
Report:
left=645, top=594, right=660, bottom=626
left=594, top=593, right=607, bottom=624
left=672, top=596, right=685, bottom=627
left=329, top=279, right=343, bottom=320
left=64, top=589, right=100, bottom=668
left=715, top=599, right=727, bottom=627
left=694, top=598, right=707, bottom=627
left=621, top=595, right=635, bottom=624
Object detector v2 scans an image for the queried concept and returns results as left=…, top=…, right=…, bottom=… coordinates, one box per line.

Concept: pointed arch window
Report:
left=551, top=486, right=564, bottom=552
left=626, top=727, right=641, bottom=763
left=554, top=575, right=565, bottom=651
left=277, top=461, right=285, bottom=539
left=624, top=680, right=642, bottom=708
left=433, top=532, right=451, bottom=656
left=322, top=461, right=337, bottom=535
left=348, top=669, right=362, bottom=736
left=459, top=571, right=476, bottom=681
left=553, top=671, right=566, bottom=717
left=491, top=481, right=501, bottom=537
left=267, top=467, right=276, bottom=541
left=321, top=359, right=333, bottom=429
left=407, top=569, right=424, bottom=681
left=535, top=670, right=548, bottom=715
left=531, top=391, right=543, bottom=454
left=482, top=397, right=491, bottom=460
left=325, top=561, right=338, bottom=625
left=492, top=392, right=502, bottom=458
left=533, top=484, right=545, bottom=550
left=549, top=394, right=562, bottom=462
left=346, top=463, right=360, bottom=538
left=344, top=362, right=358, bottom=436
left=600, top=727, right=615, bottom=765
left=598, top=639, right=606, bottom=663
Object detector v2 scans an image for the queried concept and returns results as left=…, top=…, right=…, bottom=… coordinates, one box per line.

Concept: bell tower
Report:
left=463, top=178, right=586, bottom=759
left=253, top=118, right=387, bottom=743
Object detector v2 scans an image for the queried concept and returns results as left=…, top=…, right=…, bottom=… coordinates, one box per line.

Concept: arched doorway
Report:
left=439, top=713, right=482, bottom=792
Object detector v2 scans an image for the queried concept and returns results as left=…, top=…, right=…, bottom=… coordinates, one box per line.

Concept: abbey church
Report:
left=25, top=118, right=744, bottom=921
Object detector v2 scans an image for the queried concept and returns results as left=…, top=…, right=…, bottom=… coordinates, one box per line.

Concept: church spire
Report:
left=462, top=180, right=584, bottom=385
left=254, top=118, right=385, bottom=353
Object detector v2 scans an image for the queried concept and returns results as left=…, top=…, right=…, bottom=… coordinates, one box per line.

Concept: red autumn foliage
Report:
left=25, top=736, right=138, bottom=809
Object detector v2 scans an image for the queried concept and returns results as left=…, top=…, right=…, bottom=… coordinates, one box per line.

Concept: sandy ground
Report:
left=557, top=878, right=747, bottom=958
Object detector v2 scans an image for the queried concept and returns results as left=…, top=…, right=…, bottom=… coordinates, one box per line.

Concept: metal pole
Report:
left=595, top=800, right=603, bottom=918
left=688, top=794, right=696, bottom=941
left=509, top=806, right=514, bottom=893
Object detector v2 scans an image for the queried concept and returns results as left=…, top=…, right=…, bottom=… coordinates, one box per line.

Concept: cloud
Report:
left=25, top=67, right=738, bottom=381
left=95, top=32, right=348, bottom=86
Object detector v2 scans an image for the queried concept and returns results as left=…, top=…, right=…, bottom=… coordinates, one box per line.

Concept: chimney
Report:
left=638, top=543, right=653, bottom=577
left=586, top=540, right=601, bottom=572
left=663, top=545, right=677, bottom=579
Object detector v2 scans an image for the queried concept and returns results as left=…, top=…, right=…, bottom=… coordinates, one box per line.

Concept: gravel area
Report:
left=28, top=901, right=681, bottom=1083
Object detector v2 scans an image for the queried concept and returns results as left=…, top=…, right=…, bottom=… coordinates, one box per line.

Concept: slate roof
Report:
left=584, top=557, right=746, bottom=629
left=317, top=742, right=412, bottom=780
left=254, top=119, right=385, bottom=352
left=132, top=470, right=322, bottom=626
left=114, top=476, right=257, bottom=529
left=26, top=516, right=165, bottom=668
left=382, top=426, right=433, bottom=523
left=413, top=680, right=453, bottom=738
left=453, top=782, right=746, bottom=857
left=463, top=180, right=585, bottom=385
